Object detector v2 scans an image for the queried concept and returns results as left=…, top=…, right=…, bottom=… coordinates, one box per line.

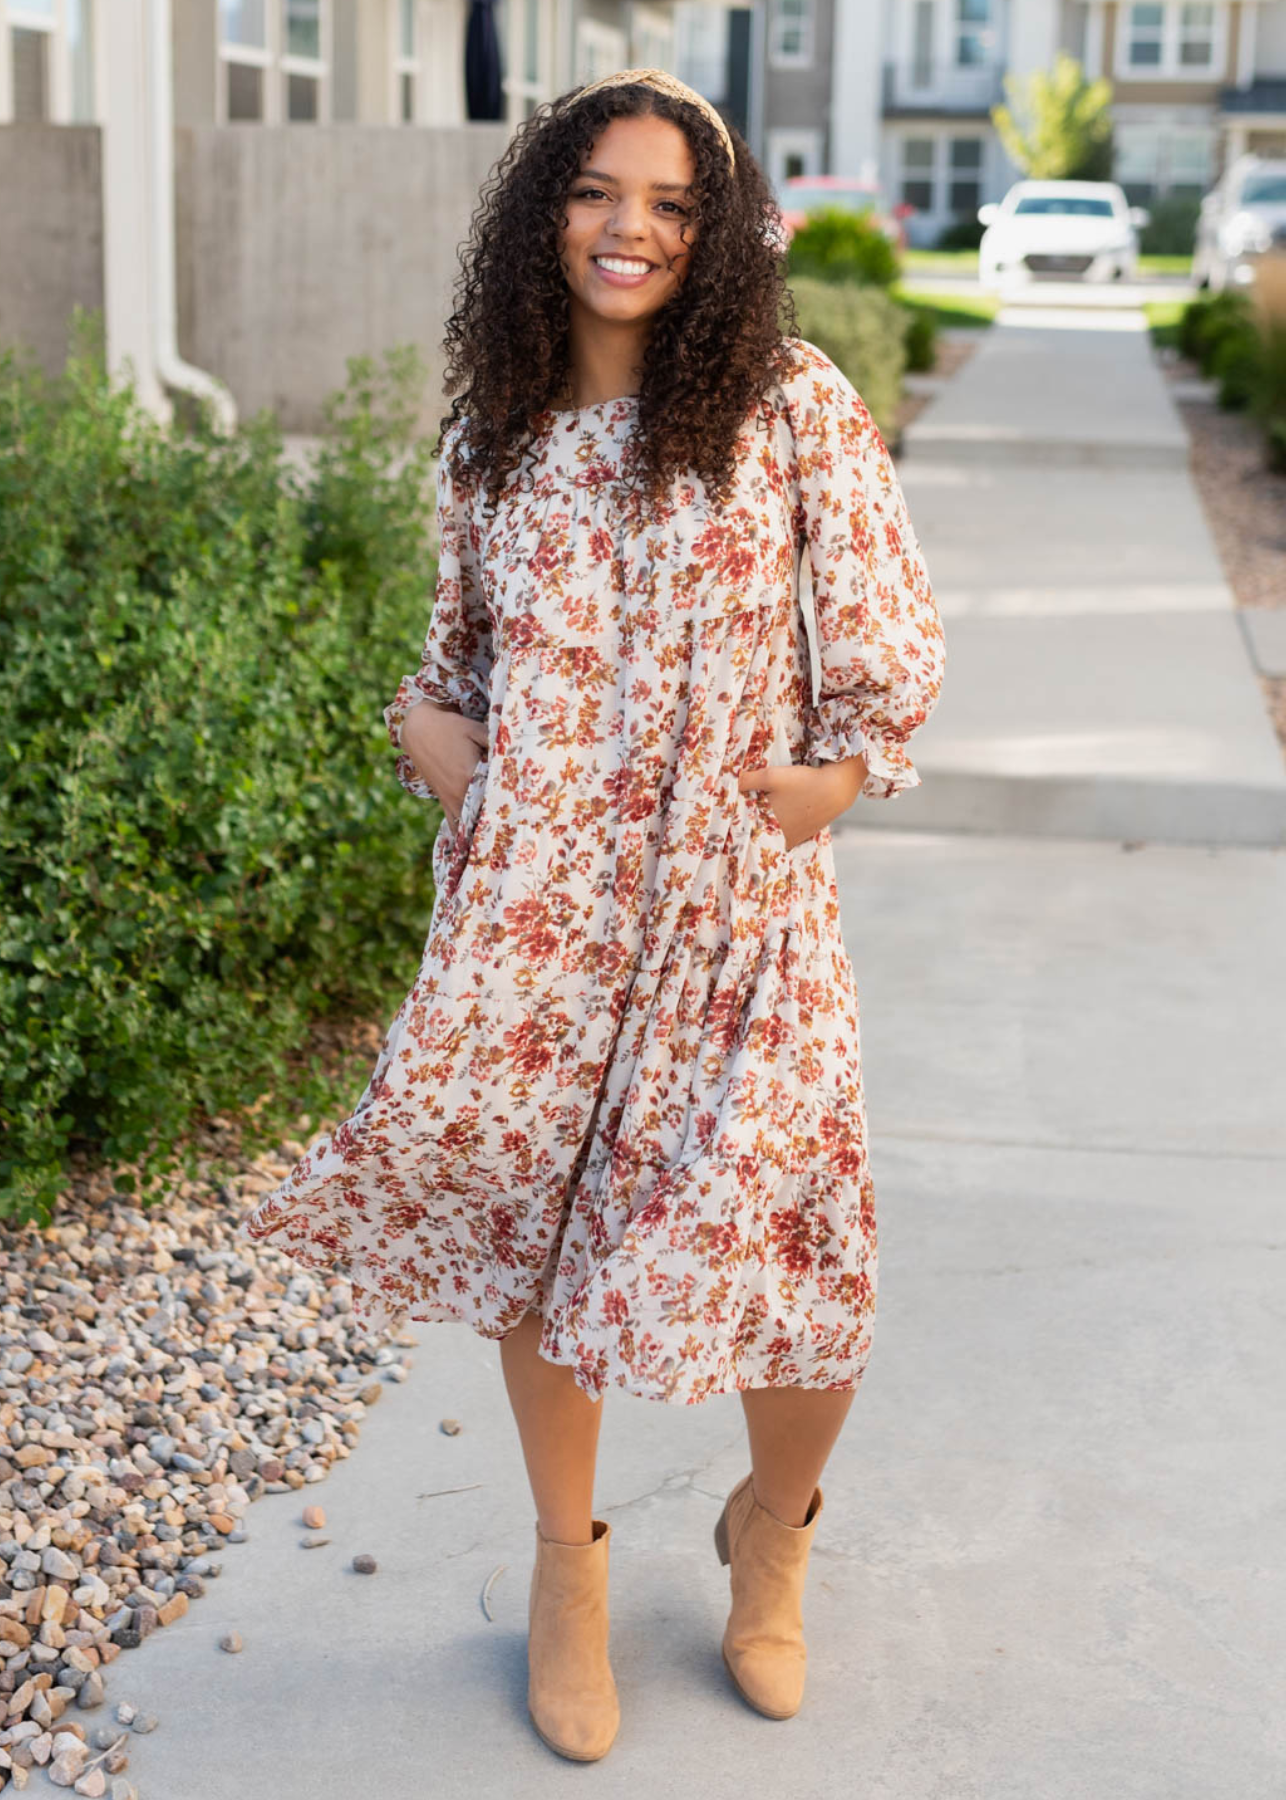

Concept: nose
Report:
left=605, top=193, right=650, bottom=239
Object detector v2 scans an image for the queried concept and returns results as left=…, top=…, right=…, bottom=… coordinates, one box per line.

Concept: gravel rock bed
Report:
left=0, top=1152, right=408, bottom=1794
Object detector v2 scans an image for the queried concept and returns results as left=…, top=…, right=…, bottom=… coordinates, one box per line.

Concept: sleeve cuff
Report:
left=804, top=704, right=923, bottom=801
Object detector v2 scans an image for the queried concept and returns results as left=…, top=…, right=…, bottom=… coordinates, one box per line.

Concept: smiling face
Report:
left=558, top=113, right=699, bottom=329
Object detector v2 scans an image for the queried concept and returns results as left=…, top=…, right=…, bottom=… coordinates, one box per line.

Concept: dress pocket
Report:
left=431, top=752, right=490, bottom=900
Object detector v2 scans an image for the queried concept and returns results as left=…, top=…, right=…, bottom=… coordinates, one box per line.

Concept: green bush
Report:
left=1179, top=291, right=1255, bottom=372
left=1248, top=321, right=1286, bottom=472
left=1139, top=192, right=1201, bottom=256
left=935, top=217, right=986, bottom=251
left=789, top=277, right=907, bottom=440
left=902, top=307, right=939, bottom=373
left=1211, top=325, right=1262, bottom=409
left=0, top=312, right=446, bottom=1221
left=787, top=207, right=902, bottom=288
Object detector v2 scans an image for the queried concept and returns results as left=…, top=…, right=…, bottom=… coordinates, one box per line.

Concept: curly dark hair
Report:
left=439, top=80, right=797, bottom=511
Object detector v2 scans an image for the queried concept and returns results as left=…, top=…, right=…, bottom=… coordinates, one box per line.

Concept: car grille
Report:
left=1023, top=253, right=1095, bottom=274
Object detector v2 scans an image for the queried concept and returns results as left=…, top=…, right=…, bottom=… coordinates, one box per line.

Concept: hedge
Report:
left=788, top=277, right=908, bottom=440
left=0, top=313, right=445, bottom=1221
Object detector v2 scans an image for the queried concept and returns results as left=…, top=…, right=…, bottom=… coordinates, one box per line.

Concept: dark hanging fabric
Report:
left=465, top=0, right=504, bottom=121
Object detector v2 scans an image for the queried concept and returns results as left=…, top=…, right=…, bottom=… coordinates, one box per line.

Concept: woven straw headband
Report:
left=571, top=67, right=736, bottom=175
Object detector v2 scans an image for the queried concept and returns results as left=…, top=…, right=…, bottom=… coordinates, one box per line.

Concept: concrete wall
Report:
left=0, top=125, right=103, bottom=374
left=173, top=123, right=511, bottom=432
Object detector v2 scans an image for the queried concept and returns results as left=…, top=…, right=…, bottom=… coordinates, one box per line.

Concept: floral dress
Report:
left=237, top=337, right=944, bottom=1405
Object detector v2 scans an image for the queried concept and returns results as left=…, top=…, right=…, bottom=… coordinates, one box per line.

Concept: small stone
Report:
left=76, top=1672, right=105, bottom=1710
left=49, top=1752, right=87, bottom=1788
left=300, top=1536, right=330, bottom=1550
left=110, top=1780, right=137, bottom=1800
left=10, top=1764, right=30, bottom=1789
left=128, top=1714, right=158, bottom=1735
left=302, top=1506, right=325, bottom=1530
left=41, top=1551, right=81, bottom=1582
left=219, top=1632, right=243, bottom=1654
left=104, top=1745, right=130, bottom=1775
left=113, top=1705, right=135, bottom=1726
left=90, top=1728, right=122, bottom=1752
left=439, top=1419, right=463, bottom=1436
left=351, top=1555, right=377, bottom=1575
left=73, top=1771, right=107, bottom=1798
left=28, top=1732, right=53, bottom=1765
left=359, top=1384, right=382, bottom=1406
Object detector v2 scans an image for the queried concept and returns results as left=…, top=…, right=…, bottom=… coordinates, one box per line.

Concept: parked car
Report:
left=1191, top=156, right=1286, bottom=291
left=777, top=175, right=905, bottom=247
left=977, top=180, right=1149, bottom=285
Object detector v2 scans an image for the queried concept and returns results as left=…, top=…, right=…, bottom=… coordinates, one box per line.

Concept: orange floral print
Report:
left=236, top=338, right=945, bottom=1405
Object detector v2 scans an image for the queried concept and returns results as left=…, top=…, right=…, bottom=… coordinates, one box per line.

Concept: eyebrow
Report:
left=576, top=168, right=693, bottom=195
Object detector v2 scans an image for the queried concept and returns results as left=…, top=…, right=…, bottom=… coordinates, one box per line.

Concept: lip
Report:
left=591, top=254, right=657, bottom=288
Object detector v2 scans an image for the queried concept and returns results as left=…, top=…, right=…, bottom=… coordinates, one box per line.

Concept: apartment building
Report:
left=831, top=0, right=1286, bottom=245
left=0, top=0, right=675, bottom=130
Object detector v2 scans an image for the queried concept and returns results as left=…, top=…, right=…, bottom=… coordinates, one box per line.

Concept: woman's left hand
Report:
left=738, top=755, right=867, bottom=850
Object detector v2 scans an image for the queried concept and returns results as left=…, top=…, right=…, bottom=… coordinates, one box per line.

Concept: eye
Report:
left=571, top=185, right=609, bottom=201
left=657, top=200, right=691, bottom=216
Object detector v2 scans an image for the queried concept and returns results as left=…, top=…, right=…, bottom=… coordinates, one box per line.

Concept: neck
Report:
left=563, top=300, right=651, bottom=407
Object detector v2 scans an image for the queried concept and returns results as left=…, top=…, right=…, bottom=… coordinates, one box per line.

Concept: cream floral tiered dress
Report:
left=237, top=338, right=944, bottom=1404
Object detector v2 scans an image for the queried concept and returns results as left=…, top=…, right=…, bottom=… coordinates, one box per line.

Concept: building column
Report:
left=830, top=0, right=883, bottom=180
left=1235, top=0, right=1257, bottom=88
left=100, top=0, right=168, bottom=416
left=1085, top=0, right=1106, bottom=77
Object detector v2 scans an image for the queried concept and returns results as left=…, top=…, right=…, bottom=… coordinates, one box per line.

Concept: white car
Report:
left=977, top=180, right=1149, bottom=286
left=1192, top=156, right=1286, bottom=291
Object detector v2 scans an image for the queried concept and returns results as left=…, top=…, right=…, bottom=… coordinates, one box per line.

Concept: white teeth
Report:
left=595, top=256, right=652, bottom=275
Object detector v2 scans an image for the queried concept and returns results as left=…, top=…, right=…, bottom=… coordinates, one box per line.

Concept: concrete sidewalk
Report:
left=887, top=308, right=1286, bottom=848
left=106, top=828, right=1286, bottom=1799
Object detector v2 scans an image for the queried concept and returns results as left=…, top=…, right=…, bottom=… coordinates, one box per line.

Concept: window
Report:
left=395, top=0, right=417, bottom=122
left=955, top=0, right=991, bottom=67
left=911, top=0, right=934, bottom=87
left=1119, top=1, right=1225, bottom=77
left=901, top=138, right=935, bottom=211
left=218, top=0, right=328, bottom=123
left=768, top=0, right=813, bottom=68
left=1013, top=195, right=1116, bottom=215
left=1114, top=123, right=1214, bottom=199
left=949, top=137, right=983, bottom=212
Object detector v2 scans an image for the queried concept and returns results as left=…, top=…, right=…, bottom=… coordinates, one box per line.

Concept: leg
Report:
left=499, top=1307, right=604, bottom=1545
left=739, top=1385, right=856, bottom=1524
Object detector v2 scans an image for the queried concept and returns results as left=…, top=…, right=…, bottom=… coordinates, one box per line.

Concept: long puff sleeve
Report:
left=783, top=341, right=945, bottom=800
left=382, top=422, right=495, bottom=802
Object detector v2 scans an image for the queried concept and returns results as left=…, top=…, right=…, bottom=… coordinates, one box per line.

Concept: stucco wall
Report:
left=173, top=123, right=511, bottom=431
left=0, top=125, right=103, bottom=375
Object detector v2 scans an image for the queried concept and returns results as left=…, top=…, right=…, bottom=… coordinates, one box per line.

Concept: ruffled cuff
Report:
left=804, top=701, right=923, bottom=801
left=382, top=673, right=456, bottom=803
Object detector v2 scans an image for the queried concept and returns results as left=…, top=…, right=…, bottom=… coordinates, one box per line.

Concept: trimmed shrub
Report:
left=0, top=312, right=445, bottom=1221
left=789, top=277, right=907, bottom=440
left=902, top=307, right=939, bottom=373
left=1248, top=321, right=1286, bottom=473
left=1179, top=291, right=1255, bottom=372
left=1211, top=325, right=1263, bottom=409
left=787, top=207, right=901, bottom=288
left=935, top=217, right=986, bottom=251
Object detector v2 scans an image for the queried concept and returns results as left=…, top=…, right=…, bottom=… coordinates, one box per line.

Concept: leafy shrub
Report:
left=935, top=217, right=986, bottom=251
left=1139, top=192, right=1201, bottom=257
left=787, top=208, right=901, bottom=288
left=902, top=307, right=939, bottom=373
left=0, top=312, right=445, bottom=1221
left=1211, top=326, right=1262, bottom=410
left=789, top=277, right=907, bottom=440
left=1178, top=291, right=1254, bottom=371
left=1247, top=321, right=1286, bottom=472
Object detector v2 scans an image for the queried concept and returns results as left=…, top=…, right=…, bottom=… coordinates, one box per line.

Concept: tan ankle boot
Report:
left=714, top=1472, right=824, bottom=1719
left=527, top=1517, right=621, bottom=1761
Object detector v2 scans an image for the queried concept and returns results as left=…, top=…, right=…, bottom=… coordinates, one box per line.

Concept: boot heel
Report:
left=713, top=1505, right=731, bottom=1566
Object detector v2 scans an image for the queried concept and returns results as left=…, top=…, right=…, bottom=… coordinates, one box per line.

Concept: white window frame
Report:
left=393, top=0, right=418, bottom=123
left=504, top=0, right=554, bottom=117
left=1114, top=1, right=1228, bottom=80
left=954, top=0, right=993, bottom=69
left=896, top=129, right=988, bottom=218
left=217, top=0, right=331, bottom=124
left=766, top=126, right=824, bottom=187
left=1, top=0, right=101, bottom=124
left=767, top=0, right=814, bottom=69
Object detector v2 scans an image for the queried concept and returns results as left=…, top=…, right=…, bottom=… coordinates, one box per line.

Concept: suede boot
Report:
left=527, top=1516, right=620, bottom=1761
left=714, top=1472, right=824, bottom=1719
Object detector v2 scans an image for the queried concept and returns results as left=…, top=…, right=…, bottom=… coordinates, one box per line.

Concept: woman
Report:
left=238, top=69, right=944, bottom=1761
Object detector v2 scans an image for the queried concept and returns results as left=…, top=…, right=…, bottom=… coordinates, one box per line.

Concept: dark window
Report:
left=226, top=60, right=264, bottom=120
left=950, top=179, right=982, bottom=211
left=400, top=71, right=414, bottom=122
left=11, top=28, right=49, bottom=121
left=902, top=179, right=934, bottom=209
left=287, top=71, right=319, bottom=119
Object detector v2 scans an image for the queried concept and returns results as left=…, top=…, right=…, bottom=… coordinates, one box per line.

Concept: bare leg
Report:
left=499, top=1308, right=604, bottom=1546
left=739, top=1387, right=857, bottom=1526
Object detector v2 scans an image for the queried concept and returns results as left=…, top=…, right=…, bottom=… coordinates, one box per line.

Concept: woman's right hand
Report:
left=400, top=702, right=489, bottom=831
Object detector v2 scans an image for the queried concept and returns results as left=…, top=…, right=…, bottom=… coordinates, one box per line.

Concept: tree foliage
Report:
left=991, top=53, right=1114, bottom=182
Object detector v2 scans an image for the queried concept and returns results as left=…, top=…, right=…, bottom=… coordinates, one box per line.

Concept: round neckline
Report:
left=543, top=393, right=640, bottom=418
